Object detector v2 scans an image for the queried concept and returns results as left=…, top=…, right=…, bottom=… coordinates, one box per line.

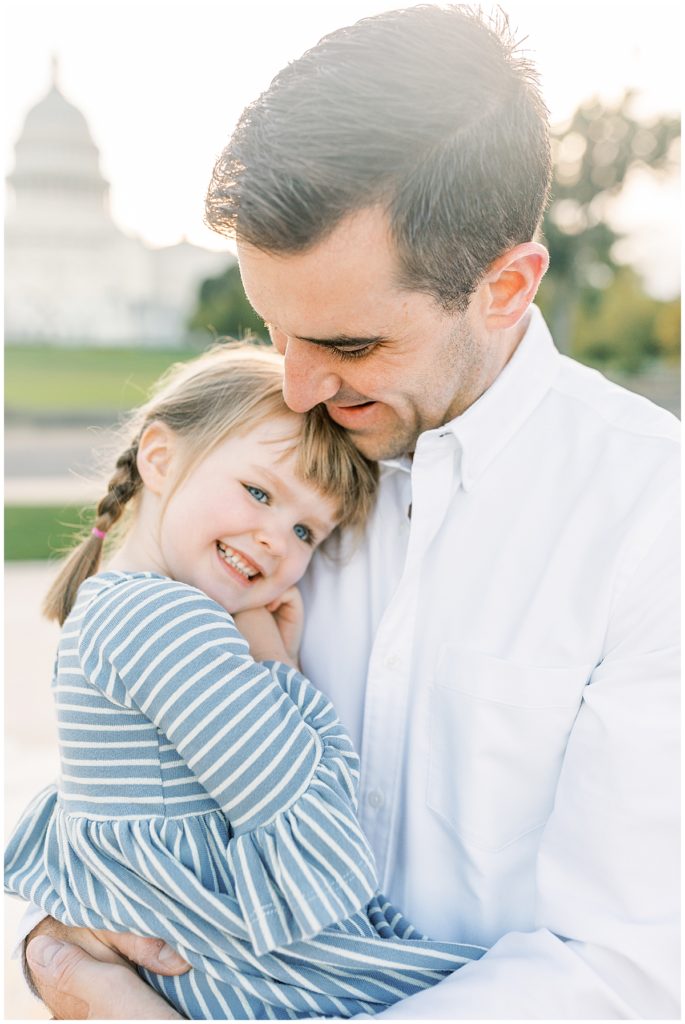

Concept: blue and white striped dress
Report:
left=5, top=571, right=484, bottom=1019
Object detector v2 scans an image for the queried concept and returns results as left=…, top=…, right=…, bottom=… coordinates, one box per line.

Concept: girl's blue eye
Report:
left=244, top=484, right=269, bottom=503
left=293, top=523, right=313, bottom=544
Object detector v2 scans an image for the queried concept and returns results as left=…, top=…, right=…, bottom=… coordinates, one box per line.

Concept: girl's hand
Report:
left=233, top=604, right=298, bottom=669
left=265, top=586, right=304, bottom=667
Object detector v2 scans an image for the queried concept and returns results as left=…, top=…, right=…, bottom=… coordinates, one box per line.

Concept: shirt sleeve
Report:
left=373, top=502, right=680, bottom=1019
left=77, top=575, right=378, bottom=954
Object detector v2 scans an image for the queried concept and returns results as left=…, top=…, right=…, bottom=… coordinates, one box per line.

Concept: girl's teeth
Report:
left=218, top=544, right=258, bottom=579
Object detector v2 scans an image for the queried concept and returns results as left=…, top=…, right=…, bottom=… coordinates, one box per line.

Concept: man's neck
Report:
left=445, top=307, right=533, bottom=425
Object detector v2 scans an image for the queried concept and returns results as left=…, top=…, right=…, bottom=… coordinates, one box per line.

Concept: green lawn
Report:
left=5, top=344, right=201, bottom=414
left=5, top=505, right=92, bottom=561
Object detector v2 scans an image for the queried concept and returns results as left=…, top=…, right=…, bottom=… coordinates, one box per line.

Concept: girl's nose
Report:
left=254, top=523, right=288, bottom=559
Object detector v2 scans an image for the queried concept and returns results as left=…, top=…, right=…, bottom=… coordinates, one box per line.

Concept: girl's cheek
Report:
left=282, top=557, right=303, bottom=588
left=297, top=549, right=314, bottom=579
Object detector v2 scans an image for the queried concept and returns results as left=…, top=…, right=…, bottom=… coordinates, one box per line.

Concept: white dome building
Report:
left=5, top=63, right=232, bottom=345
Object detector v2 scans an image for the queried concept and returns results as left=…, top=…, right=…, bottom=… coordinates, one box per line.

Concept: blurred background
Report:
left=4, top=0, right=681, bottom=1017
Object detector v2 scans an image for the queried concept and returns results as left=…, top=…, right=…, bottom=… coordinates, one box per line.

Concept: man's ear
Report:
left=136, top=421, right=178, bottom=495
left=482, top=242, right=549, bottom=330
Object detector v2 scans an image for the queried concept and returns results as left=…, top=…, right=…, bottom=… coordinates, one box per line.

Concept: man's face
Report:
left=238, top=207, right=491, bottom=460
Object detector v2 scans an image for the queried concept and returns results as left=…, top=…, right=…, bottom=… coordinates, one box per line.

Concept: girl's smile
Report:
left=109, top=414, right=340, bottom=615
left=216, top=542, right=263, bottom=584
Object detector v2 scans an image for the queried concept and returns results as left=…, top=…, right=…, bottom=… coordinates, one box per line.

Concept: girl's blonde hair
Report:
left=43, top=342, right=378, bottom=624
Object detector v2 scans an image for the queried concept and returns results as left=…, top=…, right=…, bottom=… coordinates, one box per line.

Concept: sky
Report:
left=3, top=0, right=681, bottom=298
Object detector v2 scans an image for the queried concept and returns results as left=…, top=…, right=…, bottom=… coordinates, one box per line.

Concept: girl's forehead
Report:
left=233, top=413, right=302, bottom=448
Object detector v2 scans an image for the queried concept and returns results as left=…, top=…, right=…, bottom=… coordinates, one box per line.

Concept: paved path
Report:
left=5, top=424, right=118, bottom=505
left=5, top=425, right=114, bottom=478
left=4, top=563, right=60, bottom=1020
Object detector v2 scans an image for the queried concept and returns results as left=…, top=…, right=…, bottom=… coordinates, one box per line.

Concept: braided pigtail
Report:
left=42, top=441, right=142, bottom=625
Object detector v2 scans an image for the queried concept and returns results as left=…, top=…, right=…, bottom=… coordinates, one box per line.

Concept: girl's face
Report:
left=149, top=415, right=340, bottom=614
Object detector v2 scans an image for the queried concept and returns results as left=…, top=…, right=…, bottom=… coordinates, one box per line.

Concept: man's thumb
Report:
left=26, top=935, right=92, bottom=1016
left=26, top=935, right=68, bottom=969
left=24, top=934, right=183, bottom=1020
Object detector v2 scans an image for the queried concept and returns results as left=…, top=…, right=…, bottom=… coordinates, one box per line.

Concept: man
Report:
left=20, top=5, right=679, bottom=1018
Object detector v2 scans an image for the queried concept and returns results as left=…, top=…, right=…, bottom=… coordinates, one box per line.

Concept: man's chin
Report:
left=323, top=402, right=419, bottom=461
left=347, top=427, right=418, bottom=463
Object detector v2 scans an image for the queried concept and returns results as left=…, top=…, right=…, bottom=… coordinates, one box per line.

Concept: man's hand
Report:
left=24, top=916, right=188, bottom=1019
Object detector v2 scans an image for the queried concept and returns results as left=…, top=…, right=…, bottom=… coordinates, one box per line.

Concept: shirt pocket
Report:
left=427, top=645, right=590, bottom=852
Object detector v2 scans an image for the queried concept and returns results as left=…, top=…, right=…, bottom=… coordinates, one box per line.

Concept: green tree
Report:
left=538, top=92, right=679, bottom=361
left=571, top=266, right=678, bottom=374
left=652, top=299, right=681, bottom=364
left=188, top=262, right=269, bottom=342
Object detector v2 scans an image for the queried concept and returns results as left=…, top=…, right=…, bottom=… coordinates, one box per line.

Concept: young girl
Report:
left=5, top=344, right=484, bottom=1019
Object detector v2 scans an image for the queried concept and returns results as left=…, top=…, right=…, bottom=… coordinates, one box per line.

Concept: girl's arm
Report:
left=78, top=574, right=378, bottom=953
left=78, top=576, right=317, bottom=830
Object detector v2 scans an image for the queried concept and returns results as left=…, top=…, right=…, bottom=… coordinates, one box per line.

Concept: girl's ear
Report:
left=136, top=421, right=179, bottom=495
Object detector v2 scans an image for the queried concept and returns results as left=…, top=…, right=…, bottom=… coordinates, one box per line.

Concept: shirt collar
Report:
left=441, top=305, right=560, bottom=491
left=380, top=305, right=561, bottom=488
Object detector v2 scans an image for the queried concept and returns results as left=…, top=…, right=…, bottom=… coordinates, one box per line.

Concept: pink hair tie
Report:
left=91, top=526, right=107, bottom=540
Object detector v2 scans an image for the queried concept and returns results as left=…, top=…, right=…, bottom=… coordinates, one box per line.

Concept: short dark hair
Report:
left=206, top=4, right=552, bottom=311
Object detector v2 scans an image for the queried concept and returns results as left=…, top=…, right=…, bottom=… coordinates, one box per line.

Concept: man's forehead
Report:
left=237, top=209, right=406, bottom=311
left=241, top=280, right=399, bottom=344
left=238, top=269, right=422, bottom=354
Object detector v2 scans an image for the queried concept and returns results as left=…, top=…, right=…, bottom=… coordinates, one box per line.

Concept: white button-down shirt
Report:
left=300, top=306, right=680, bottom=1018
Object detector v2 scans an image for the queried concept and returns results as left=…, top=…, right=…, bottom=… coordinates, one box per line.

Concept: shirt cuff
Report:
left=12, top=903, right=47, bottom=960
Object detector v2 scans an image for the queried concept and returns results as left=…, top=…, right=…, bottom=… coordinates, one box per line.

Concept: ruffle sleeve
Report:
left=226, top=661, right=379, bottom=956
left=4, top=784, right=70, bottom=920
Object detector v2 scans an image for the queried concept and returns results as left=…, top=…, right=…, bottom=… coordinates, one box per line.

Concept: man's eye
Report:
left=293, top=523, right=314, bottom=545
left=332, top=344, right=375, bottom=361
left=244, top=484, right=269, bottom=504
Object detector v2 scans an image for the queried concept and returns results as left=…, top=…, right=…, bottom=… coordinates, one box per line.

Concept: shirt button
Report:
left=385, top=654, right=401, bottom=671
left=367, top=789, right=385, bottom=809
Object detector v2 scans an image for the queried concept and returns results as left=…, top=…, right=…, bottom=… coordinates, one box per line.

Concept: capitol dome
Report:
left=7, top=60, right=109, bottom=225
left=10, top=81, right=107, bottom=190
left=5, top=60, right=231, bottom=345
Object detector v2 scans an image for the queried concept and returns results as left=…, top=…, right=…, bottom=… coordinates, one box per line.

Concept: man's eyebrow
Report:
left=296, top=334, right=388, bottom=348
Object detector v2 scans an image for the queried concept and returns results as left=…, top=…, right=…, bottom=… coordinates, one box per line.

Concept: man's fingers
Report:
left=25, top=936, right=182, bottom=1020
left=93, top=930, right=190, bottom=975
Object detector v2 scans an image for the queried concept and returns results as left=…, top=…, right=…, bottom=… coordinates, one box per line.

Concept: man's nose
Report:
left=277, top=335, right=342, bottom=413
